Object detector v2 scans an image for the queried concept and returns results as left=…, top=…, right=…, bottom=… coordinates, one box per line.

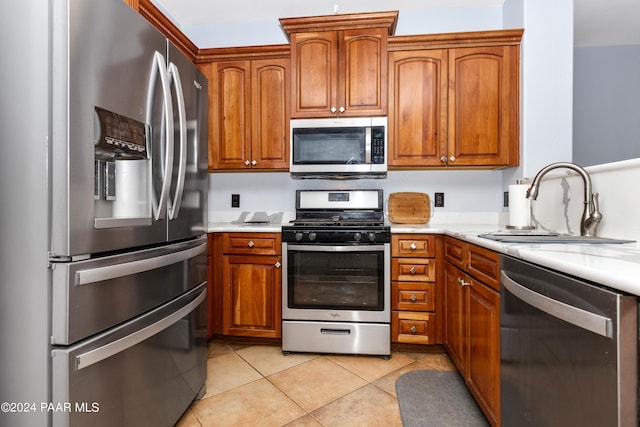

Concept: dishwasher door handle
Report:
left=501, top=271, right=613, bottom=338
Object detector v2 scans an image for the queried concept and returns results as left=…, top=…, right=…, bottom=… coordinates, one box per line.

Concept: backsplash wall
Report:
left=527, top=158, right=640, bottom=241
left=208, top=169, right=503, bottom=224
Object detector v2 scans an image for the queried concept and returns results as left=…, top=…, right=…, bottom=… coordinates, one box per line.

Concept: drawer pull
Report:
left=410, top=294, right=417, bottom=302
left=410, top=243, right=417, bottom=250
left=275, top=261, right=281, bottom=268
left=410, top=326, right=417, bottom=334
left=409, top=267, right=416, bottom=275
left=248, top=241, right=254, bottom=248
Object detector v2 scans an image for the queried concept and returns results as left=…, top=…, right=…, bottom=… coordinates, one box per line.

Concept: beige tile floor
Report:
left=176, top=341, right=456, bottom=427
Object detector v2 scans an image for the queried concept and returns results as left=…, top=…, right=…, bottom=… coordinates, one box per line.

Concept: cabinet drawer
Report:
left=222, top=233, right=281, bottom=255
left=392, top=258, right=435, bottom=282
left=467, top=244, right=500, bottom=291
left=443, top=237, right=466, bottom=269
left=392, top=282, right=435, bottom=312
left=392, top=234, right=435, bottom=257
left=392, top=311, right=435, bottom=344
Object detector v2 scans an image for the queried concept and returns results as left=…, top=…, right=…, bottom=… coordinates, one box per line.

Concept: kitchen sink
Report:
left=478, top=232, right=635, bottom=244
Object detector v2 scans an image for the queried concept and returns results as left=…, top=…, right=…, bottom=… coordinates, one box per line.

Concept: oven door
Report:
left=282, top=243, right=390, bottom=323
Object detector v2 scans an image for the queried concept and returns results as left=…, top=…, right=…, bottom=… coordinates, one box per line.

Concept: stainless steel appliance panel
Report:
left=52, top=237, right=207, bottom=345
left=282, top=320, right=390, bottom=356
left=166, top=42, right=209, bottom=242
left=52, top=284, right=207, bottom=427
left=282, top=243, right=390, bottom=323
left=290, top=117, right=387, bottom=177
left=500, top=256, right=638, bottom=426
left=51, top=0, right=170, bottom=257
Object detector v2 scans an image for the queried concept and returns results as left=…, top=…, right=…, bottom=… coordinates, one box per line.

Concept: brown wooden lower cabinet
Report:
left=208, top=232, right=282, bottom=339
left=443, top=236, right=500, bottom=426
left=391, top=234, right=441, bottom=345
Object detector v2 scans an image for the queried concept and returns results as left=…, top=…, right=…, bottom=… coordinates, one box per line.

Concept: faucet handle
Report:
left=590, top=192, right=602, bottom=220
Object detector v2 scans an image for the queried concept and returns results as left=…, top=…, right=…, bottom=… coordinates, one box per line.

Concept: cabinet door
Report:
left=388, top=50, right=448, bottom=166
left=443, top=262, right=468, bottom=375
left=222, top=255, right=282, bottom=338
left=290, top=31, right=339, bottom=118
left=468, top=279, right=500, bottom=426
left=251, top=58, right=290, bottom=169
left=448, top=46, right=518, bottom=167
left=209, top=61, right=252, bottom=169
left=341, top=28, right=388, bottom=117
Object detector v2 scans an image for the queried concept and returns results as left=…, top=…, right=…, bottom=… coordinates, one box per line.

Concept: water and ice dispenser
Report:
left=94, top=107, right=151, bottom=228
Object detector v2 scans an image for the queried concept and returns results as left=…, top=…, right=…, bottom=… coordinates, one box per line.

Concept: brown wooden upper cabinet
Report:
left=280, top=11, right=398, bottom=118
left=198, top=47, right=291, bottom=171
left=388, top=30, right=523, bottom=168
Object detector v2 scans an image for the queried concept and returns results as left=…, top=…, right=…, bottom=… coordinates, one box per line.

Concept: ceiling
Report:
left=153, top=0, right=640, bottom=47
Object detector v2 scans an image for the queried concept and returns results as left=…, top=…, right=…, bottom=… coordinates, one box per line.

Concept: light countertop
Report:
left=208, top=221, right=640, bottom=297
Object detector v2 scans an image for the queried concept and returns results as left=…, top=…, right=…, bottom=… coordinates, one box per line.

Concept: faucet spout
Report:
left=526, top=162, right=602, bottom=237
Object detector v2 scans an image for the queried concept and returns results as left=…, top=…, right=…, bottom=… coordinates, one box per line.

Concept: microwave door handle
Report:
left=167, top=62, right=187, bottom=220
left=147, top=51, right=174, bottom=220
left=365, top=127, right=372, bottom=164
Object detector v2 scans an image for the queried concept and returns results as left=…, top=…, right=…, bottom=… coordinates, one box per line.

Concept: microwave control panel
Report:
left=372, top=126, right=385, bottom=164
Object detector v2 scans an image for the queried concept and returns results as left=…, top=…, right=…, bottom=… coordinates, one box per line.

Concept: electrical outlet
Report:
left=231, top=194, right=240, bottom=208
left=434, top=192, right=445, bottom=207
left=504, top=191, right=509, bottom=207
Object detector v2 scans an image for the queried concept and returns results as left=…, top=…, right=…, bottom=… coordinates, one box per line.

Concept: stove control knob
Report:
left=354, top=233, right=362, bottom=241
left=367, top=232, right=376, bottom=242
left=308, top=232, right=317, bottom=241
left=294, top=232, right=303, bottom=241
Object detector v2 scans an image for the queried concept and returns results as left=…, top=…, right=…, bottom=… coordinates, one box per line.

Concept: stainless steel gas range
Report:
left=281, top=189, right=391, bottom=358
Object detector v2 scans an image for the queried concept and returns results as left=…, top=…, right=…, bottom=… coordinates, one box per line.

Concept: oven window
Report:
left=292, top=127, right=366, bottom=164
left=287, top=247, right=384, bottom=310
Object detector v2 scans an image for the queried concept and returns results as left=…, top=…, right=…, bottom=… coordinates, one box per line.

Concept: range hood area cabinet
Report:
left=280, top=11, right=398, bottom=118
left=197, top=47, right=291, bottom=171
left=387, top=30, right=523, bottom=169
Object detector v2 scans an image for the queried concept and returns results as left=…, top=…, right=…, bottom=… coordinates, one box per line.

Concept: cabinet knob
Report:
left=410, top=242, right=417, bottom=250
left=330, top=107, right=337, bottom=113
left=440, top=156, right=447, bottom=164
left=247, top=240, right=254, bottom=248
left=244, top=160, right=250, bottom=166
left=410, top=326, right=417, bottom=334
left=339, top=107, right=345, bottom=113
left=449, top=155, right=456, bottom=163
left=251, top=160, right=257, bottom=166
left=410, top=294, right=417, bottom=302
left=275, top=261, right=281, bottom=268
left=457, top=277, right=470, bottom=287
left=409, top=267, right=416, bottom=275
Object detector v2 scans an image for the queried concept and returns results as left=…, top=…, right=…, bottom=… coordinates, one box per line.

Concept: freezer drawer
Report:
left=52, top=237, right=207, bottom=345
left=52, top=284, right=207, bottom=427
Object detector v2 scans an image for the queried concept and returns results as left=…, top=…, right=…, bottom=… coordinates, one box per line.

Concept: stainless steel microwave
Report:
left=290, top=117, right=387, bottom=179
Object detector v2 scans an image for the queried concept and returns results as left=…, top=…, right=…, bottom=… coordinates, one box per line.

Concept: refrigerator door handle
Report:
left=147, top=51, right=174, bottom=220
left=75, top=242, right=206, bottom=285
left=75, top=287, right=206, bottom=371
left=168, top=61, right=187, bottom=220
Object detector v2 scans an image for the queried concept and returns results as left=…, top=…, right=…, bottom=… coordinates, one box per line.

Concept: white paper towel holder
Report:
left=506, top=178, right=535, bottom=230
left=506, top=224, right=535, bottom=230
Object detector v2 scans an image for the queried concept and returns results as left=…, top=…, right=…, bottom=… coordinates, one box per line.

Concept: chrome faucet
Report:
left=526, top=162, right=603, bottom=237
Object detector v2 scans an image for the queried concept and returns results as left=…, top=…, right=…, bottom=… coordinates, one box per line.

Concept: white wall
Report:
left=573, top=44, right=640, bottom=166
left=195, top=2, right=575, bottom=224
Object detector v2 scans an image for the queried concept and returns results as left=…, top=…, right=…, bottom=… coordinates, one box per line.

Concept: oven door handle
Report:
left=285, top=244, right=386, bottom=252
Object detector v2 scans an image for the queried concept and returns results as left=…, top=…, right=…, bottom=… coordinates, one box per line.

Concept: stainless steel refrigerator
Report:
left=0, top=1, right=209, bottom=426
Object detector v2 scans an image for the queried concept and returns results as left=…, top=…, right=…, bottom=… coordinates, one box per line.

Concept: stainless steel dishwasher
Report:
left=500, top=255, right=638, bottom=426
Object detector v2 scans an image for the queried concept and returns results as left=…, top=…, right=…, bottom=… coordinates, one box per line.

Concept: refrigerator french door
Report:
left=50, top=0, right=208, bottom=259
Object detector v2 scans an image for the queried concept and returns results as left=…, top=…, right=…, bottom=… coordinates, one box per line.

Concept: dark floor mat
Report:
left=395, top=370, right=489, bottom=427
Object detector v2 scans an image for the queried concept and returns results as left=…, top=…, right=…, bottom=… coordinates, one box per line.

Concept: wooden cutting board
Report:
left=388, top=192, right=431, bottom=224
